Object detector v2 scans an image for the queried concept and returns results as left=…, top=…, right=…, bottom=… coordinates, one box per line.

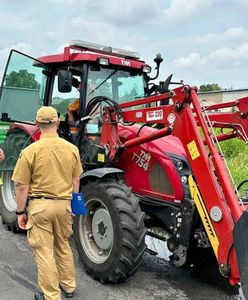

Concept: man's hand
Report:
left=17, top=214, right=28, bottom=230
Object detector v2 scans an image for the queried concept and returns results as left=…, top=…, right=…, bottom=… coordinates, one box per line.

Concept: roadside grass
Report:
left=220, top=138, right=248, bottom=187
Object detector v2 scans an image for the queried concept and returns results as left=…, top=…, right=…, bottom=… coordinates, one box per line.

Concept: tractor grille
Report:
left=149, top=163, right=173, bottom=195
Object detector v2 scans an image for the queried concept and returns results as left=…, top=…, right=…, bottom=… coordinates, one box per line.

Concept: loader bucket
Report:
left=233, top=210, right=248, bottom=298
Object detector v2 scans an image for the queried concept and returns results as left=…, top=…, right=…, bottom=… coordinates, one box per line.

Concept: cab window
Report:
left=51, top=74, right=81, bottom=120
left=0, top=50, right=48, bottom=122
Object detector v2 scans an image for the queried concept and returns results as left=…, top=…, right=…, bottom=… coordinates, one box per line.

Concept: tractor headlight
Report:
left=98, top=57, right=109, bottom=66
left=177, top=161, right=184, bottom=171
left=167, top=153, right=192, bottom=198
left=181, top=176, right=188, bottom=184
left=143, top=65, right=151, bottom=73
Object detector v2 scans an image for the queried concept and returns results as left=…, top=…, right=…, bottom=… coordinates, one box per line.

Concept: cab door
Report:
left=0, top=50, right=49, bottom=226
left=0, top=50, right=49, bottom=123
left=0, top=50, right=49, bottom=171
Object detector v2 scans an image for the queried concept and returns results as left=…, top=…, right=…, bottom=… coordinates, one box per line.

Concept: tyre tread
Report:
left=74, top=178, right=147, bottom=283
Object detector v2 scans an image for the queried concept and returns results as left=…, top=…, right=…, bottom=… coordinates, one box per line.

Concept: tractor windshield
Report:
left=86, top=66, right=145, bottom=104
left=51, top=65, right=146, bottom=118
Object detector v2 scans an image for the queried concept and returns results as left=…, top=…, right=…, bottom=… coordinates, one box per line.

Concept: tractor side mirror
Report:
left=58, top=70, right=72, bottom=92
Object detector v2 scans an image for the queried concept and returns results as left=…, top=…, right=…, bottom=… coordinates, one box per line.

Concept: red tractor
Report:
left=1, top=40, right=248, bottom=296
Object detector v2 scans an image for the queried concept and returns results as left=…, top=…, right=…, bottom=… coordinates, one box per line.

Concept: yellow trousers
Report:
left=26, top=199, right=76, bottom=300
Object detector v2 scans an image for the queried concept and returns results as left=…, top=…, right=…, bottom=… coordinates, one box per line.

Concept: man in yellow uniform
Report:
left=12, top=106, right=83, bottom=300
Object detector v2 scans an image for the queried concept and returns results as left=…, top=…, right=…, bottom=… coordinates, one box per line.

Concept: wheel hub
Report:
left=92, top=208, right=113, bottom=250
left=98, top=220, right=107, bottom=236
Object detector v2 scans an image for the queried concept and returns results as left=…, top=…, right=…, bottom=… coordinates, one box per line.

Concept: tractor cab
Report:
left=0, top=40, right=151, bottom=171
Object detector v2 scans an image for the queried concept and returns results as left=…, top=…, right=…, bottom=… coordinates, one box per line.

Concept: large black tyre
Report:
left=0, top=130, right=31, bottom=232
left=74, top=179, right=147, bottom=283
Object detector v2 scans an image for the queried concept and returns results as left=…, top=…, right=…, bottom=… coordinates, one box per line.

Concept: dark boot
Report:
left=34, top=290, right=45, bottom=300
left=60, top=286, right=75, bottom=298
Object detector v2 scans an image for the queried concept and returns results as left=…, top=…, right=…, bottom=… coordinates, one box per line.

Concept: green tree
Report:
left=199, top=83, right=222, bottom=92
left=5, top=70, right=40, bottom=89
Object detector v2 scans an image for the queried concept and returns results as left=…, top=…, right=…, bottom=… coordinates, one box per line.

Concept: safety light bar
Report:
left=69, top=40, right=140, bottom=59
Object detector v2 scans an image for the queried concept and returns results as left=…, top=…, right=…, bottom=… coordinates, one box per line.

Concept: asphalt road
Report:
left=0, top=217, right=244, bottom=300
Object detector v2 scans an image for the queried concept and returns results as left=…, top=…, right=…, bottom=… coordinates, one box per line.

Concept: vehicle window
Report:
left=87, top=68, right=113, bottom=103
left=51, top=75, right=81, bottom=120
left=0, top=50, right=48, bottom=172
left=117, top=73, right=145, bottom=103
left=0, top=50, right=47, bottom=123
left=87, top=66, right=145, bottom=105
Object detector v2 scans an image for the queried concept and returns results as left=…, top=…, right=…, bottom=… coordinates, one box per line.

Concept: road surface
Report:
left=0, top=217, right=243, bottom=300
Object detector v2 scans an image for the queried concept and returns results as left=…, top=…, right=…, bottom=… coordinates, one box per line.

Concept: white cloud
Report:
left=172, top=53, right=203, bottom=67
left=171, top=42, right=248, bottom=69
left=208, top=43, right=248, bottom=66
left=198, top=27, right=248, bottom=44
left=162, top=0, right=216, bottom=22
left=197, top=33, right=219, bottom=43
left=85, top=0, right=162, bottom=26
left=234, top=0, right=248, bottom=8
left=0, top=43, right=32, bottom=80
left=224, top=27, right=248, bottom=40
left=67, top=16, right=148, bottom=52
left=0, top=13, right=36, bottom=32
left=0, top=0, right=247, bottom=89
left=0, top=43, right=32, bottom=63
left=49, top=0, right=88, bottom=4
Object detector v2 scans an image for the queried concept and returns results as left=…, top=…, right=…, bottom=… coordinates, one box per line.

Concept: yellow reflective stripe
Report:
left=188, top=175, right=219, bottom=256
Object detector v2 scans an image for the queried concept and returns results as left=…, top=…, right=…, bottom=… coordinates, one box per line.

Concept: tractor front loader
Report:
left=95, top=84, right=248, bottom=293
left=0, top=40, right=248, bottom=296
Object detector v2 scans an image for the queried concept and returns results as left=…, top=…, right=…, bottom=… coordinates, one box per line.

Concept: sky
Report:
left=0, top=0, right=248, bottom=89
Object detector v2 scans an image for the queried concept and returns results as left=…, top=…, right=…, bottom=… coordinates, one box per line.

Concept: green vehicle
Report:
left=0, top=121, right=9, bottom=144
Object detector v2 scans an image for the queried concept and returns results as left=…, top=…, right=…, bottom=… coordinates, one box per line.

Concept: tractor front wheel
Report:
left=73, top=179, right=147, bottom=283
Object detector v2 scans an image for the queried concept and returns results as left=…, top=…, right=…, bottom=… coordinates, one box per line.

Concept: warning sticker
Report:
left=97, top=153, right=105, bottom=162
left=146, top=110, right=163, bottom=121
left=187, top=140, right=200, bottom=160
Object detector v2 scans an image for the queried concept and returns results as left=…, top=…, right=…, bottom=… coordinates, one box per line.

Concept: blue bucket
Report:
left=71, top=192, right=87, bottom=215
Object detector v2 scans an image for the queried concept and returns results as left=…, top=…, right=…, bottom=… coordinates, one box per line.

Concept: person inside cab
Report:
left=67, top=77, right=81, bottom=129
left=66, top=78, right=99, bottom=143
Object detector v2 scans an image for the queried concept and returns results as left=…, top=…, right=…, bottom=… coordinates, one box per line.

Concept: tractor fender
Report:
left=8, top=123, right=40, bottom=141
left=80, top=167, right=124, bottom=183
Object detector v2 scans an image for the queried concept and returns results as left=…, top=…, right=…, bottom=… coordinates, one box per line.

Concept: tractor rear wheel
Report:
left=0, top=130, right=31, bottom=232
left=73, top=179, right=147, bottom=283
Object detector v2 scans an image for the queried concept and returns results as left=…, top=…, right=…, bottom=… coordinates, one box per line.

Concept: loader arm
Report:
left=198, top=96, right=248, bottom=143
left=99, top=85, right=248, bottom=291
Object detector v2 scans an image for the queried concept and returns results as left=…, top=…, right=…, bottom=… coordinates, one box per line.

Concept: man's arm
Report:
left=72, top=177, right=80, bottom=193
left=67, top=110, right=76, bottom=126
left=15, top=183, right=29, bottom=230
left=16, top=183, right=29, bottom=211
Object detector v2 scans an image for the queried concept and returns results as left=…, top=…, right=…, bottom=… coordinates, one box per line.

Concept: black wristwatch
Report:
left=15, top=210, right=26, bottom=215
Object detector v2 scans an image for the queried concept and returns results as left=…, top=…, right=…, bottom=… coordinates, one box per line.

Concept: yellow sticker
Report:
left=0, top=177, right=3, bottom=185
left=97, top=153, right=105, bottom=163
left=187, top=140, right=200, bottom=160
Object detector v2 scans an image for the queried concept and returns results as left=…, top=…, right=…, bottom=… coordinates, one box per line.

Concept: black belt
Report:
left=29, top=196, right=71, bottom=201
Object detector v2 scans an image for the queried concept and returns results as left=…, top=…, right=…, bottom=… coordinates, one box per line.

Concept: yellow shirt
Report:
left=12, top=133, right=83, bottom=200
